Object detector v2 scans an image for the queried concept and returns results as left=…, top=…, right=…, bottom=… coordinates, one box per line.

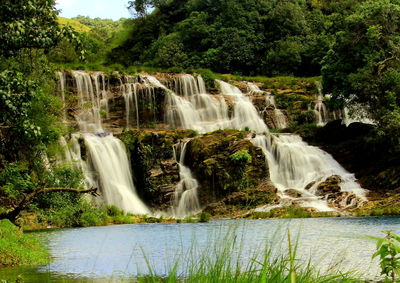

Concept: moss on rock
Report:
left=185, top=130, right=270, bottom=204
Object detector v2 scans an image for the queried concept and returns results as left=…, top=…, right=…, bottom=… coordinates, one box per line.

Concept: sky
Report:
left=56, top=0, right=132, bottom=20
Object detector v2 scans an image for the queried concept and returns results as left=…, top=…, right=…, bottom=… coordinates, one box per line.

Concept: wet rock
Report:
left=204, top=181, right=279, bottom=216
left=305, top=181, right=316, bottom=191
left=327, top=192, right=365, bottom=209
left=284, top=189, right=303, bottom=198
left=185, top=130, right=270, bottom=202
left=316, top=175, right=342, bottom=196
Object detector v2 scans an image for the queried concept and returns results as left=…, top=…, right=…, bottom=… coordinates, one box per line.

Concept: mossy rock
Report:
left=204, top=181, right=279, bottom=216
left=185, top=130, right=269, bottom=203
left=117, top=129, right=198, bottom=207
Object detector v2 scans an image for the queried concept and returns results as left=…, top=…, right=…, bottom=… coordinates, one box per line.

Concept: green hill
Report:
left=57, top=17, right=91, bottom=33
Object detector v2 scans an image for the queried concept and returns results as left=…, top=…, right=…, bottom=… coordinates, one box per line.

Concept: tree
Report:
left=322, top=0, right=400, bottom=147
left=0, top=0, right=94, bottom=223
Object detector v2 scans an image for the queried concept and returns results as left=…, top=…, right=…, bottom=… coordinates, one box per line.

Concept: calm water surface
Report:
left=1, top=217, right=400, bottom=282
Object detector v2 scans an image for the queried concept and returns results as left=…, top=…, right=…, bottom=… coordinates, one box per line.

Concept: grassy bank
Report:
left=0, top=220, right=49, bottom=267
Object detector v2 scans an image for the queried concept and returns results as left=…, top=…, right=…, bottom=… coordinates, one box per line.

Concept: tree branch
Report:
left=0, top=187, right=99, bottom=223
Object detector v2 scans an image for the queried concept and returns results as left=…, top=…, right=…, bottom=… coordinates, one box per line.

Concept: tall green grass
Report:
left=134, top=226, right=357, bottom=282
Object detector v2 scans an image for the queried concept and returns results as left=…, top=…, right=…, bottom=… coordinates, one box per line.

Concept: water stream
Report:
left=171, top=141, right=201, bottom=218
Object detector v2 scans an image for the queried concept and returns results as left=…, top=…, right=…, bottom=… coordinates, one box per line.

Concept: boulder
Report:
left=185, top=130, right=270, bottom=202
left=316, top=175, right=342, bottom=196
left=284, top=189, right=303, bottom=198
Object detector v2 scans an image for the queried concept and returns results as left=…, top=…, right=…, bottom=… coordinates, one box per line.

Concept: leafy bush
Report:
left=230, top=150, right=252, bottom=165
left=373, top=231, right=400, bottom=282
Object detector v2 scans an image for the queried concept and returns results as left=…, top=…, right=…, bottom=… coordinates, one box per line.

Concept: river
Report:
left=1, top=217, right=399, bottom=282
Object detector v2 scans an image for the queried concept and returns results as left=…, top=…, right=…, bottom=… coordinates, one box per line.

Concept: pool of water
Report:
left=1, top=217, right=400, bottom=282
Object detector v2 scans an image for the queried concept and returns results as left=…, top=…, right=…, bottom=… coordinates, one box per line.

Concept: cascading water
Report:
left=141, top=74, right=231, bottom=133
left=92, top=72, right=110, bottom=119
left=123, top=81, right=140, bottom=129
left=314, top=81, right=328, bottom=126
left=171, top=141, right=201, bottom=218
left=59, top=70, right=369, bottom=215
left=248, top=82, right=288, bottom=129
left=84, top=134, right=150, bottom=214
left=217, top=80, right=268, bottom=133
left=72, top=71, right=103, bottom=132
left=59, top=71, right=150, bottom=215
left=56, top=71, right=67, bottom=122
left=273, top=109, right=288, bottom=129
left=247, top=82, right=264, bottom=95
left=252, top=134, right=366, bottom=211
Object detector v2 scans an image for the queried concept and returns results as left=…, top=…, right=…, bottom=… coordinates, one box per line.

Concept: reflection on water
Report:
left=2, top=217, right=400, bottom=282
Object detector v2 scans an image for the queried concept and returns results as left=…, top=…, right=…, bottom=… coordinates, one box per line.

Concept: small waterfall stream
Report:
left=248, top=82, right=289, bottom=129
left=217, top=80, right=268, bottom=133
left=172, top=141, right=201, bottom=218
left=314, top=82, right=329, bottom=126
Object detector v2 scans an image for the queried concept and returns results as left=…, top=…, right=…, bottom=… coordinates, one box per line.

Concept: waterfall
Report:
left=83, top=134, right=149, bottom=214
left=171, top=141, right=201, bottom=218
left=342, top=105, right=375, bottom=126
left=72, top=71, right=103, bottom=132
left=252, top=134, right=366, bottom=211
left=142, top=74, right=230, bottom=133
left=247, top=82, right=264, bottom=95
left=56, top=71, right=67, bottom=121
left=217, top=80, right=269, bottom=133
left=92, top=72, right=110, bottom=119
left=273, top=109, right=288, bottom=129
left=59, top=71, right=150, bottom=215
left=123, top=82, right=140, bottom=129
left=314, top=82, right=328, bottom=126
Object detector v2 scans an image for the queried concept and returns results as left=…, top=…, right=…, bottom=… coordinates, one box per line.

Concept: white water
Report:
left=252, top=134, right=366, bottom=211
left=217, top=80, right=269, bottom=133
left=123, top=82, right=140, bottom=129
left=83, top=134, right=149, bottom=215
left=168, top=75, right=231, bottom=132
left=314, top=82, right=329, bottom=126
left=273, top=109, right=288, bottom=129
left=122, top=75, right=158, bottom=129
left=171, top=141, right=201, bottom=218
left=247, top=82, right=264, bottom=95
left=343, top=105, right=375, bottom=126
left=61, top=71, right=151, bottom=215
left=72, top=71, right=103, bottom=132
left=92, top=72, right=109, bottom=119
left=61, top=71, right=369, bottom=214
left=56, top=71, right=67, bottom=122
left=249, top=85, right=288, bottom=129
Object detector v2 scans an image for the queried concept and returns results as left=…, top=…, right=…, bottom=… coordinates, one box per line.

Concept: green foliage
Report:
left=373, top=231, right=400, bottom=282
left=0, top=71, right=43, bottom=155
left=106, top=205, right=125, bottom=217
left=230, top=150, right=252, bottom=165
left=0, top=219, right=49, bottom=266
left=109, top=0, right=352, bottom=76
left=198, top=212, right=211, bottom=223
left=322, top=0, right=400, bottom=148
left=0, top=164, right=34, bottom=201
